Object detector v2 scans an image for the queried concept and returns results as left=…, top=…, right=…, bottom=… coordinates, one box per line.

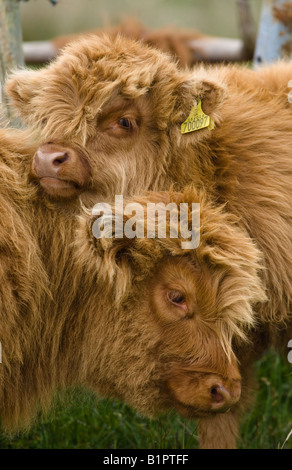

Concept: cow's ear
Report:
left=79, top=204, right=139, bottom=278
left=174, top=71, right=226, bottom=141
left=190, top=75, right=226, bottom=117
left=5, top=69, right=45, bottom=121
left=77, top=199, right=164, bottom=295
left=85, top=206, right=160, bottom=303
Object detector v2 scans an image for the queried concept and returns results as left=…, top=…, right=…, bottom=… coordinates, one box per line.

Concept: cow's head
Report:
left=75, top=188, right=266, bottom=417
left=6, top=35, right=226, bottom=203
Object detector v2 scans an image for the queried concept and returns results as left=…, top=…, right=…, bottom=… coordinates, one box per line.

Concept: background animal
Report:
left=51, top=18, right=207, bottom=68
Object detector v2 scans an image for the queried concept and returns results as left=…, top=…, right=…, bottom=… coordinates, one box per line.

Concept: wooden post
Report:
left=0, top=0, right=25, bottom=124
left=254, top=0, right=292, bottom=68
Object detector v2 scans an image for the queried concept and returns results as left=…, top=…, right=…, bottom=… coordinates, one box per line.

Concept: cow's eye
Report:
left=119, top=118, right=133, bottom=129
left=167, top=289, right=186, bottom=306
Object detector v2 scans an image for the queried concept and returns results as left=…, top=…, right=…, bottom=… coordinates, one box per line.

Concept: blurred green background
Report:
left=20, top=0, right=262, bottom=42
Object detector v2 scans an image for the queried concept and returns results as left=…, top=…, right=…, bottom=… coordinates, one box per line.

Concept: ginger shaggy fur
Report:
left=0, top=35, right=291, bottom=447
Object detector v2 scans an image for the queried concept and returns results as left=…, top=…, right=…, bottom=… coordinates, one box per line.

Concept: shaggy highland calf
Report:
left=1, top=35, right=292, bottom=446
left=75, top=188, right=266, bottom=449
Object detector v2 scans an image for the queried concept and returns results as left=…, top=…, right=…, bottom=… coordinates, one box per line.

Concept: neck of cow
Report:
left=203, top=116, right=292, bottom=333
left=164, top=104, right=292, bottom=334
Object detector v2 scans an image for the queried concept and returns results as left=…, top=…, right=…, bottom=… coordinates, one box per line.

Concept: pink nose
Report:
left=210, top=380, right=241, bottom=412
left=34, top=149, right=70, bottom=177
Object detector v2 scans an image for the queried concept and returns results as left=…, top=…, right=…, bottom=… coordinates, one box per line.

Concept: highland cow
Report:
left=25, top=19, right=249, bottom=67
left=0, top=171, right=265, bottom=448
left=50, top=18, right=207, bottom=68
left=1, top=35, right=292, bottom=447
left=75, top=187, right=267, bottom=449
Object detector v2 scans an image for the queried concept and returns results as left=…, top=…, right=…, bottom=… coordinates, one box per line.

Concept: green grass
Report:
left=240, top=350, right=292, bottom=449
left=0, top=349, right=291, bottom=449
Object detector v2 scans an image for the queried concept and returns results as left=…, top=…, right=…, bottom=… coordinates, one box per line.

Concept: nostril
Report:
left=210, top=385, right=225, bottom=404
left=52, top=152, right=69, bottom=166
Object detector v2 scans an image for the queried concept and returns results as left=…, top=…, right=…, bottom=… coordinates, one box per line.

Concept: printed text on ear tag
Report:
left=181, top=99, right=215, bottom=134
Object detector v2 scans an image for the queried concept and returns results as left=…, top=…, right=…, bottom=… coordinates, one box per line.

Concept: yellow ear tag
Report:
left=181, top=99, right=215, bottom=134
